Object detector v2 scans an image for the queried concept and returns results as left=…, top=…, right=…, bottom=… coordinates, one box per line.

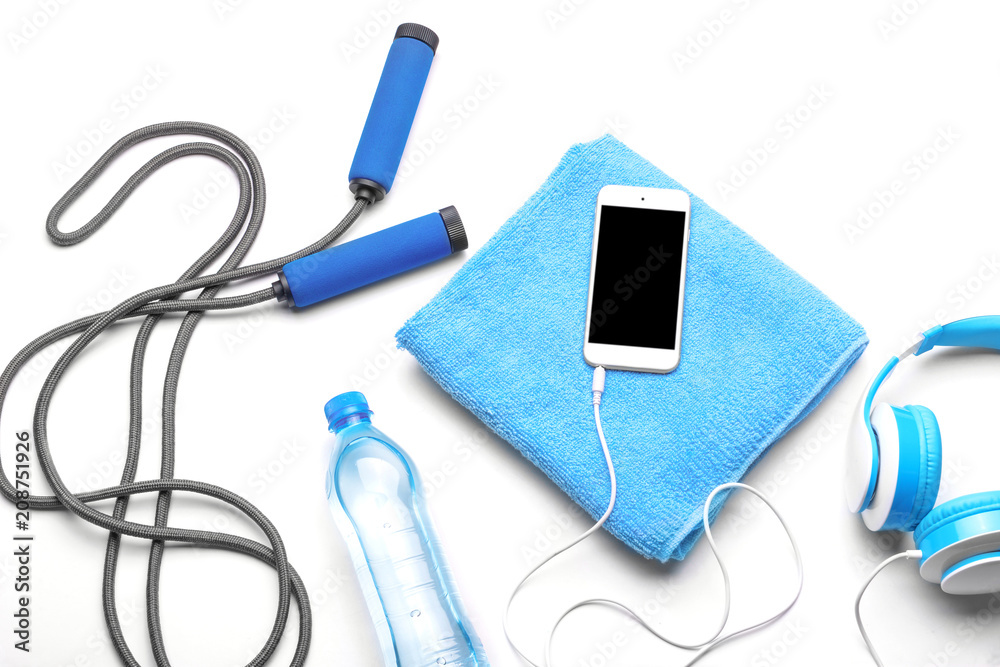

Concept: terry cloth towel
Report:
left=396, top=135, right=867, bottom=562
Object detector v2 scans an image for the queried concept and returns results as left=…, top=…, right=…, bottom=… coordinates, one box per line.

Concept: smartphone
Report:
left=583, top=185, right=691, bottom=374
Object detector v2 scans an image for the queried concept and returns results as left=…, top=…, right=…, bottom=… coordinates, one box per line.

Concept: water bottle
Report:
left=324, top=392, right=489, bottom=667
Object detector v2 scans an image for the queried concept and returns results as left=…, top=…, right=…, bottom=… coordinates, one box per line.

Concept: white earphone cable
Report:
left=855, top=550, right=923, bottom=666
left=503, top=366, right=804, bottom=666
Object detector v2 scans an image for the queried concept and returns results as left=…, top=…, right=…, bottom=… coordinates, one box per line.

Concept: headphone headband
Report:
left=915, top=316, right=1000, bottom=356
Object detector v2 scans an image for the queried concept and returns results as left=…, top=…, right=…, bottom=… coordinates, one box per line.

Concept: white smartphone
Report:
left=583, top=185, right=691, bottom=374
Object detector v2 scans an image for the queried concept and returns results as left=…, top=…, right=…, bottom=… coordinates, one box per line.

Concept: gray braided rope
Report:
left=0, top=121, right=368, bottom=666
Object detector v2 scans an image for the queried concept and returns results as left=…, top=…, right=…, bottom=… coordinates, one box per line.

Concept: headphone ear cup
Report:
left=863, top=402, right=941, bottom=531
left=864, top=403, right=899, bottom=530
left=902, top=404, right=942, bottom=530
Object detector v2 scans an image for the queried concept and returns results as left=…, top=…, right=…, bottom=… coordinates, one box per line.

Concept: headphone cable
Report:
left=504, top=365, right=805, bottom=666
left=855, top=549, right=923, bottom=666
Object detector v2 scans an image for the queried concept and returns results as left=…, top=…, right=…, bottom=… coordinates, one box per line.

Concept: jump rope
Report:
left=0, top=25, right=466, bottom=666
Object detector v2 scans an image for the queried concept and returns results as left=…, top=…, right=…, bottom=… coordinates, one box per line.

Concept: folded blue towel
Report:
left=396, top=136, right=867, bottom=561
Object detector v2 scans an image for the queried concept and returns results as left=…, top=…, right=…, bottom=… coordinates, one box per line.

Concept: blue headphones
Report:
left=846, top=316, right=1000, bottom=595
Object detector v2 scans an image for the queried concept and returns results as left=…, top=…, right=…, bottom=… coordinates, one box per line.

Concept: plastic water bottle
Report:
left=324, top=392, right=489, bottom=667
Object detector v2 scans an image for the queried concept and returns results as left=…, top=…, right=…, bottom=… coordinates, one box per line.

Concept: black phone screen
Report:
left=588, top=205, right=687, bottom=350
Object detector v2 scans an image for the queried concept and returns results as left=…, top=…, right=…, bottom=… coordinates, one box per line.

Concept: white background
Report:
left=2, top=1, right=1000, bottom=666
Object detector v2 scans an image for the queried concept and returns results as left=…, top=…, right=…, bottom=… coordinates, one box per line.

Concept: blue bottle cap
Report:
left=324, top=392, right=372, bottom=431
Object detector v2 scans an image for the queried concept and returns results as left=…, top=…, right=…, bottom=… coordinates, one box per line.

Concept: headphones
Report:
left=846, top=315, right=1000, bottom=595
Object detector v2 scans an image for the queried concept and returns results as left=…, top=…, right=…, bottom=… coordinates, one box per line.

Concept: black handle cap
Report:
left=395, top=23, right=439, bottom=53
left=439, top=205, right=468, bottom=253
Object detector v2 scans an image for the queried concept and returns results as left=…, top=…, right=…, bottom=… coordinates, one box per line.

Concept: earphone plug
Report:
left=592, top=366, right=606, bottom=405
